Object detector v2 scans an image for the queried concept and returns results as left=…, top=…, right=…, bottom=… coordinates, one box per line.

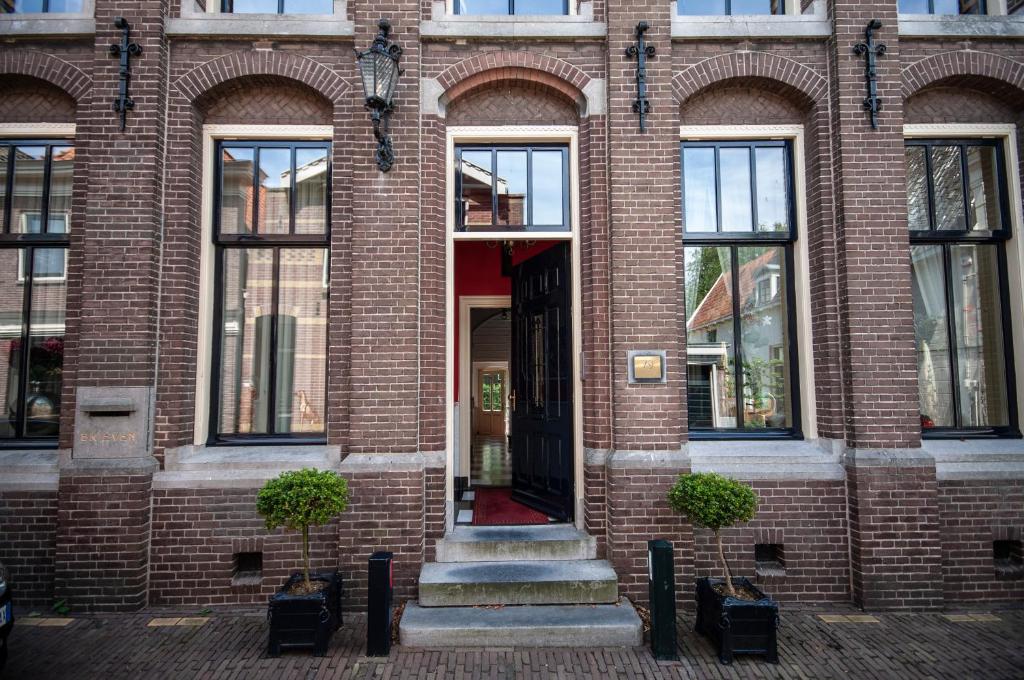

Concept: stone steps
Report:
left=400, top=598, right=643, bottom=648
left=418, top=559, right=619, bottom=607
left=435, top=525, right=596, bottom=562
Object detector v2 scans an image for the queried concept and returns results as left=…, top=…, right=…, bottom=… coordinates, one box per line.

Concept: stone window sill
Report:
left=688, top=438, right=845, bottom=480
left=156, top=443, right=341, bottom=488
left=923, top=438, right=1024, bottom=481
left=898, top=15, right=1024, bottom=38
left=421, top=16, right=605, bottom=39
left=0, top=15, right=95, bottom=38
left=0, top=449, right=60, bottom=491
left=164, top=15, right=354, bottom=39
left=671, top=15, right=831, bottom=40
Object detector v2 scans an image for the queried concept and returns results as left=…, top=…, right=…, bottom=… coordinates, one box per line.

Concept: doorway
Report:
left=454, top=241, right=577, bottom=526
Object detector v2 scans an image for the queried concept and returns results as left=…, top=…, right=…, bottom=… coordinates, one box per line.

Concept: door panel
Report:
left=510, top=242, right=573, bottom=521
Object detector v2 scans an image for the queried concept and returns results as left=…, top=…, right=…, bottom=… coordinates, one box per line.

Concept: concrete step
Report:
left=418, top=559, right=618, bottom=607
left=435, top=525, right=597, bottom=562
left=400, top=598, right=643, bottom=648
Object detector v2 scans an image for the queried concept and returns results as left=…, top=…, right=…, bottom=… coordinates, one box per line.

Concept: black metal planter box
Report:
left=694, top=577, right=779, bottom=665
left=267, top=570, right=343, bottom=657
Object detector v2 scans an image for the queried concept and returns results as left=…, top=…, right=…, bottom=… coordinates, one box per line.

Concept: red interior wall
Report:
left=453, top=240, right=559, bottom=401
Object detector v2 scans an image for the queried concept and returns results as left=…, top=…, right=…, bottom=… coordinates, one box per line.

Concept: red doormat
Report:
left=472, top=487, right=550, bottom=526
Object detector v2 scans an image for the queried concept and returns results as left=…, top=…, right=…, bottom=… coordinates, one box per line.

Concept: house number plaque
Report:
left=628, top=350, right=667, bottom=384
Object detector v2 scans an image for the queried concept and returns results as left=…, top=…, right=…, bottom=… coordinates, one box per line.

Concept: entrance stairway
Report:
left=400, top=525, right=643, bottom=647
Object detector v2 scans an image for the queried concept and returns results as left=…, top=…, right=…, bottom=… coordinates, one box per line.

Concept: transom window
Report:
left=454, top=0, right=568, bottom=15
left=682, top=140, right=800, bottom=438
left=0, top=140, right=72, bottom=444
left=221, top=0, right=331, bottom=14
left=0, top=0, right=82, bottom=12
left=455, top=145, right=570, bottom=233
left=678, top=0, right=784, bottom=15
left=211, top=140, right=330, bottom=444
left=897, top=0, right=985, bottom=14
left=906, top=138, right=1018, bottom=437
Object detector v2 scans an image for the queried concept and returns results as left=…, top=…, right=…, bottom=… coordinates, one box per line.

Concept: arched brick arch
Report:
left=673, top=52, right=827, bottom=107
left=902, top=50, right=1024, bottom=99
left=174, top=51, right=349, bottom=105
left=435, top=52, right=593, bottom=115
left=0, top=49, right=90, bottom=103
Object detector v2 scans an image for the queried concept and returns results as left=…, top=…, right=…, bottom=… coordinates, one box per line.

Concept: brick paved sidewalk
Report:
left=2, top=605, right=1022, bottom=680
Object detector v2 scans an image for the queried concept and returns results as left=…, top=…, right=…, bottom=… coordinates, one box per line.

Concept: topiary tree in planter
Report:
left=668, top=472, right=757, bottom=596
left=257, top=468, right=350, bottom=589
left=668, top=472, right=778, bottom=665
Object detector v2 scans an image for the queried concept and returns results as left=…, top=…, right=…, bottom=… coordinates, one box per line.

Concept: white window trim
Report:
left=670, top=0, right=834, bottom=40
left=679, top=124, right=819, bottom=441
left=0, top=123, right=76, bottom=138
left=0, top=0, right=95, bottom=38
left=445, top=125, right=584, bottom=530
left=905, top=123, right=1024, bottom=435
left=193, top=124, right=333, bottom=447
left=442, top=0, right=581, bottom=17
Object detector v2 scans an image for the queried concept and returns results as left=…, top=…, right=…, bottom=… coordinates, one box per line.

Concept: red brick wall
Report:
left=938, top=479, right=1024, bottom=604
left=0, top=491, right=58, bottom=605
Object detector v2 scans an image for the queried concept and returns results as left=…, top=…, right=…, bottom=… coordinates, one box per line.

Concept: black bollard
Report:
left=648, top=539, right=678, bottom=660
left=367, top=551, right=394, bottom=656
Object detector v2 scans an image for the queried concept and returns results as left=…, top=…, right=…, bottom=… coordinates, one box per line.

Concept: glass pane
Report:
left=459, top=150, right=494, bottom=229
left=482, top=374, right=492, bottom=412
left=0, top=249, right=23, bottom=439
left=738, top=246, right=791, bottom=429
left=0, top=147, right=7, bottom=232
left=294, top=147, right=328, bottom=235
left=932, top=145, right=967, bottom=230
left=683, top=147, right=717, bottom=233
left=282, top=0, right=331, bottom=12
left=514, top=0, right=565, bottom=13
left=905, top=146, right=930, bottom=231
left=529, top=313, right=545, bottom=412
left=47, top=146, right=73, bottom=234
left=455, top=0, right=509, bottom=13
left=720, top=147, right=753, bottom=232
left=1011, top=0, right=1023, bottom=14
left=685, top=246, right=737, bottom=428
left=898, top=0, right=932, bottom=11
left=276, top=249, right=327, bottom=434
left=532, top=150, right=565, bottom=228
left=228, top=0, right=279, bottom=12
left=220, top=147, right=254, bottom=235
left=965, top=146, right=1001, bottom=233
left=679, top=0, right=727, bottom=14
left=496, top=151, right=528, bottom=227
left=731, top=0, right=779, bottom=13
left=911, top=245, right=954, bottom=428
left=11, top=0, right=45, bottom=10
left=24, top=248, right=66, bottom=438
left=258, top=148, right=291, bottom=235
left=951, top=245, right=1009, bottom=428
left=754, top=147, right=788, bottom=233
left=218, top=248, right=274, bottom=435
left=46, top=0, right=84, bottom=9
left=933, top=0, right=982, bottom=12
left=11, top=146, right=45, bottom=234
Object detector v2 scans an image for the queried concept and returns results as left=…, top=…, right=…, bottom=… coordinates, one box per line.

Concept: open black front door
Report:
left=510, top=242, right=573, bottom=521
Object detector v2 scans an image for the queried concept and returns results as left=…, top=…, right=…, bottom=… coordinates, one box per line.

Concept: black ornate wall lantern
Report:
left=853, top=20, right=887, bottom=130
left=356, top=19, right=403, bottom=172
left=626, top=21, right=656, bottom=133
left=108, top=17, right=141, bottom=131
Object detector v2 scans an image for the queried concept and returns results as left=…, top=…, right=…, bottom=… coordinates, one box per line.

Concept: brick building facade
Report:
left=0, top=0, right=1022, bottom=620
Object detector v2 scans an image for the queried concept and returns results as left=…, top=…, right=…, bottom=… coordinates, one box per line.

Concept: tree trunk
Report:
left=715, top=530, right=736, bottom=597
left=302, top=524, right=311, bottom=588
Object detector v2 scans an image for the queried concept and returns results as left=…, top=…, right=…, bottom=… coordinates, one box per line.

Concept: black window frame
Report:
left=897, top=0, right=986, bottom=14
left=681, top=139, right=802, bottom=440
left=0, top=138, right=73, bottom=448
left=677, top=0, right=785, bottom=16
left=209, top=139, right=331, bottom=446
left=453, top=0, right=569, bottom=16
left=906, top=137, right=1020, bottom=439
left=455, top=143, right=571, bottom=233
left=220, top=0, right=331, bottom=14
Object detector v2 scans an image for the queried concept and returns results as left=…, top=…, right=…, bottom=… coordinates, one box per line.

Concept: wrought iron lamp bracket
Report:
left=853, top=19, right=887, bottom=130
left=108, top=17, right=141, bottom=132
left=626, top=21, right=656, bottom=133
left=356, top=19, right=404, bottom=173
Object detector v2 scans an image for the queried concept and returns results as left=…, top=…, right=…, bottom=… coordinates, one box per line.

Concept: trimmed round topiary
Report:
left=257, top=468, right=350, bottom=587
left=668, top=472, right=758, bottom=596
